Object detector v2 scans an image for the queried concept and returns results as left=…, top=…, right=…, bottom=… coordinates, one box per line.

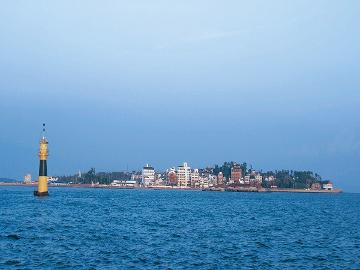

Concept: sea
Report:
left=1, top=186, right=359, bottom=269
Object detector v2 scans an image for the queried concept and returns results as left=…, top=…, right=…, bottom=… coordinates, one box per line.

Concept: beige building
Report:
left=255, top=174, right=263, bottom=183
left=191, top=169, right=200, bottom=187
left=217, top=172, right=224, bottom=185
left=177, top=162, right=191, bottom=187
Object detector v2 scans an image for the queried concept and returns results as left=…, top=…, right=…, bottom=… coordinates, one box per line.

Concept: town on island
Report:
left=0, top=125, right=342, bottom=194
left=16, top=161, right=341, bottom=193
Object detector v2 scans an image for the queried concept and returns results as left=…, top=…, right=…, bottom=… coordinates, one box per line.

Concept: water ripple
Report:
left=1, top=187, right=360, bottom=269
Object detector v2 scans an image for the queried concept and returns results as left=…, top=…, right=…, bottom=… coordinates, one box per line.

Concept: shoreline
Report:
left=206, top=187, right=343, bottom=193
left=0, top=183, right=200, bottom=191
left=0, top=183, right=343, bottom=193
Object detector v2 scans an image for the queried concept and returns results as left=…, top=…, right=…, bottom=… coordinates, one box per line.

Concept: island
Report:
left=3, top=161, right=341, bottom=193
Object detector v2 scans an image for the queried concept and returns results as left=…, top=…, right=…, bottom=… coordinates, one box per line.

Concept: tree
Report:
left=84, top=168, right=96, bottom=184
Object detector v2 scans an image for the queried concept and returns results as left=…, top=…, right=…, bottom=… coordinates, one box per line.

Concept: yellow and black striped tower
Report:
left=34, top=124, right=49, bottom=197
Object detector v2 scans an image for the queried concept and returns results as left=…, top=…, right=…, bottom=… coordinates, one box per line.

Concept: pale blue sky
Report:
left=0, top=1, right=359, bottom=191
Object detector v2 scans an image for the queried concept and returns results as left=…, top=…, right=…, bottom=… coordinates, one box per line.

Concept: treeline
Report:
left=213, top=161, right=248, bottom=179
left=212, top=162, right=323, bottom=189
left=57, top=168, right=133, bottom=185
left=261, top=170, right=322, bottom=189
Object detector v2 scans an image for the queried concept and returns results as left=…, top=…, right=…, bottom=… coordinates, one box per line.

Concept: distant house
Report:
left=311, top=183, right=321, bottom=190
left=255, top=174, right=263, bottom=183
left=24, top=174, right=32, bottom=184
left=111, top=180, right=137, bottom=187
left=322, top=181, right=334, bottom=190
left=167, top=169, right=177, bottom=186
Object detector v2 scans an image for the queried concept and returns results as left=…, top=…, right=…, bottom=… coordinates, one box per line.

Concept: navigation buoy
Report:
left=34, top=123, right=49, bottom=197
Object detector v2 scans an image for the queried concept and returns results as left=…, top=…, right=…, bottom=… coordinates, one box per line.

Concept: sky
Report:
left=0, top=1, right=359, bottom=191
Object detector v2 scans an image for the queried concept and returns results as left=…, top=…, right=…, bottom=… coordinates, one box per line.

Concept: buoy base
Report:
left=34, top=191, right=49, bottom=197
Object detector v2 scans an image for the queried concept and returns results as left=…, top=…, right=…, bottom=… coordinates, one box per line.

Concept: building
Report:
left=265, top=175, right=275, bottom=182
left=231, top=164, right=242, bottom=183
left=255, top=173, right=263, bottom=184
left=322, top=181, right=334, bottom=190
left=311, top=182, right=321, bottom=190
left=244, top=175, right=250, bottom=185
left=177, top=162, right=191, bottom=187
left=208, top=174, right=217, bottom=187
left=155, top=174, right=164, bottom=185
left=217, top=172, right=224, bottom=186
left=167, top=169, right=177, bottom=186
left=142, top=164, right=155, bottom=186
left=191, top=169, right=200, bottom=187
left=111, top=180, right=137, bottom=187
left=24, top=174, right=32, bottom=184
left=199, top=175, right=209, bottom=188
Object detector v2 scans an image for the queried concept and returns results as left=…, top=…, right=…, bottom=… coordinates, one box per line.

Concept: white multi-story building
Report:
left=142, top=164, right=155, bottom=186
left=177, top=162, right=191, bottom=187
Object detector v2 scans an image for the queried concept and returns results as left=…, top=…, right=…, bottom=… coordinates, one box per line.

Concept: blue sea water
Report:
left=0, top=187, right=360, bottom=269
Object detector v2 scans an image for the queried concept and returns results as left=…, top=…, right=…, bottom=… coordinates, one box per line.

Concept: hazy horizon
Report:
left=0, top=1, right=359, bottom=191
